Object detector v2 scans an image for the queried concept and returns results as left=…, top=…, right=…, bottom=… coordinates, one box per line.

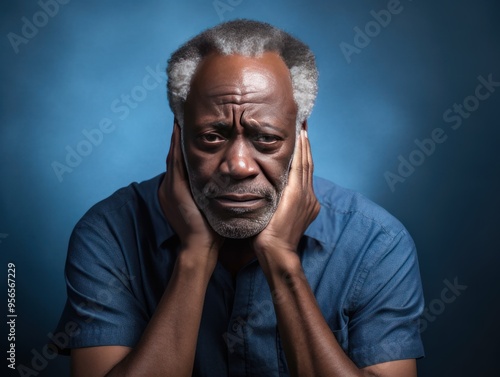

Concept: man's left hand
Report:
left=252, top=129, right=320, bottom=267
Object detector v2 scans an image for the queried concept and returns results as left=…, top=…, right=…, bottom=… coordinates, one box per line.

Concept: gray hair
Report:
left=166, top=19, right=318, bottom=128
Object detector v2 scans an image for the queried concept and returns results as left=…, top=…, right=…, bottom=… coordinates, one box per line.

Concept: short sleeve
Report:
left=347, top=229, right=425, bottom=367
left=54, top=217, right=149, bottom=352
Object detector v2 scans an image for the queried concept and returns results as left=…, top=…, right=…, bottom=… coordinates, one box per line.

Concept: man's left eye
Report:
left=255, top=134, right=279, bottom=144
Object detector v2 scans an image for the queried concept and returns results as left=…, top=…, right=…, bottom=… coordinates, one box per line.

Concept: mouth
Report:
left=212, top=194, right=266, bottom=209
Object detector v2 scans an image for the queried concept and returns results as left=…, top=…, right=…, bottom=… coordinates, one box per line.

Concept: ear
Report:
left=301, top=120, right=308, bottom=132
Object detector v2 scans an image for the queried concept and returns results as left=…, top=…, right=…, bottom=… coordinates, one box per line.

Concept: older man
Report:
left=55, top=20, right=424, bottom=376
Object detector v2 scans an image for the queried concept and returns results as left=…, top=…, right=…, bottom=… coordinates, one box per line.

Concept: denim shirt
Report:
left=55, top=173, right=424, bottom=375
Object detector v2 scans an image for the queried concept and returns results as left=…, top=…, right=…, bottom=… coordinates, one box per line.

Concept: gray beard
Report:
left=188, top=173, right=288, bottom=239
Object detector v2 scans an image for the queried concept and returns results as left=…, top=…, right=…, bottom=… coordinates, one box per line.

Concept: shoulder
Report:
left=311, top=176, right=409, bottom=246
left=57, top=175, right=166, bottom=351
left=67, top=173, right=166, bottom=264
left=74, top=174, right=163, bottom=231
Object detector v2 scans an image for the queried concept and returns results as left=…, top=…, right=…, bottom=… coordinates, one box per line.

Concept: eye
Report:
left=255, top=134, right=280, bottom=144
left=199, top=133, right=225, bottom=143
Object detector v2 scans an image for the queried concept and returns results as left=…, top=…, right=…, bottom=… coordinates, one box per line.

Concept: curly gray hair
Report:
left=166, top=19, right=318, bottom=129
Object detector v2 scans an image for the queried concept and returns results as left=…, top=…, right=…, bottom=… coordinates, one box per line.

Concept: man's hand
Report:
left=80, top=124, right=226, bottom=377
left=159, top=123, right=223, bottom=269
left=253, top=129, right=320, bottom=262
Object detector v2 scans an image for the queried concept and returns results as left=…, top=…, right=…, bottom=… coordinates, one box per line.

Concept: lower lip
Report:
left=213, top=198, right=265, bottom=210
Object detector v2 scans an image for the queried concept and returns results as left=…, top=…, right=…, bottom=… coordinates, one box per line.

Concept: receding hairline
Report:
left=187, top=51, right=295, bottom=95
left=183, top=52, right=299, bottom=128
left=167, top=19, right=318, bottom=127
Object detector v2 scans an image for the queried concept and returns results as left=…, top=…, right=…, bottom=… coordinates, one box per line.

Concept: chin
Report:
left=206, top=215, right=271, bottom=239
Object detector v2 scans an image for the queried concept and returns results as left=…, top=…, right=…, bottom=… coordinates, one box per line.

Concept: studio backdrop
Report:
left=1, top=0, right=499, bottom=376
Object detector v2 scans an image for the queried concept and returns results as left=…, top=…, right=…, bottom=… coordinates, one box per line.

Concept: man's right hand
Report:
left=73, top=124, right=224, bottom=377
left=159, top=122, right=223, bottom=270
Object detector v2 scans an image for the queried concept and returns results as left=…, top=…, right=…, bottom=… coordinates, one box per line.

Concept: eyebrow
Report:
left=242, top=120, right=282, bottom=133
left=204, top=122, right=231, bottom=131
left=196, top=120, right=282, bottom=133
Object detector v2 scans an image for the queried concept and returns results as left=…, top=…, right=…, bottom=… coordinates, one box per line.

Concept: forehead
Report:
left=187, top=52, right=295, bottom=107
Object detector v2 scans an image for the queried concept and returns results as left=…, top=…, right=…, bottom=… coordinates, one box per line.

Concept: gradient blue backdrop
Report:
left=1, top=0, right=499, bottom=376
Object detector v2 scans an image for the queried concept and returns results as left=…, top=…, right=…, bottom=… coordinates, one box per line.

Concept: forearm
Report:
left=259, top=251, right=367, bottom=377
left=105, top=251, right=213, bottom=377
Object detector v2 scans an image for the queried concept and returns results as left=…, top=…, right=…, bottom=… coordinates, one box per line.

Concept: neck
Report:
left=218, top=238, right=256, bottom=278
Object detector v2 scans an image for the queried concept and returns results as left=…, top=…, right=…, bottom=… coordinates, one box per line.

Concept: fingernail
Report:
left=304, top=130, right=308, bottom=138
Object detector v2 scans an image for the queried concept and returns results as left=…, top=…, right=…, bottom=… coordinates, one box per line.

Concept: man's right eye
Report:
left=199, top=133, right=225, bottom=143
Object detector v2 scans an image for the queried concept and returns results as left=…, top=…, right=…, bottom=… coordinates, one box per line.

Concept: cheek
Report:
left=258, top=148, right=295, bottom=187
left=257, top=136, right=297, bottom=182
left=183, top=146, right=216, bottom=184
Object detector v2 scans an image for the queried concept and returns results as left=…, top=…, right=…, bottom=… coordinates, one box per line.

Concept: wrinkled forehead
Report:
left=188, top=52, right=294, bottom=99
left=185, top=52, right=297, bottom=122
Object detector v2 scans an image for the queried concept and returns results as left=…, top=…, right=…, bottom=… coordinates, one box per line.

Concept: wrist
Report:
left=176, top=247, right=217, bottom=281
left=181, top=233, right=223, bottom=255
left=256, top=246, right=302, bottom=281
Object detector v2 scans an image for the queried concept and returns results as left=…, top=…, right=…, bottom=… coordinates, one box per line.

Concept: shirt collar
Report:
left=303, top=209, right=328, bottom=246
left=302, top=176, right=337, bottom=247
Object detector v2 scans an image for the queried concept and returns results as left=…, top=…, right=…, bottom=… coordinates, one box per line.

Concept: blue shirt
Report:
left=55, top=173, right=424, bottom=375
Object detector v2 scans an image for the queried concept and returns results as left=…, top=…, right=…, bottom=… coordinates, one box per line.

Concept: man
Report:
left=55, top=20, right=424, bottom=376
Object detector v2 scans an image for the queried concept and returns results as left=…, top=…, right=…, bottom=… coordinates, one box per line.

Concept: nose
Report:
left=219, top=137, right=258, bottom=180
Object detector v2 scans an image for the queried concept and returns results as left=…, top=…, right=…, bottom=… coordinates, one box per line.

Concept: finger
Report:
left=303, top=130, right=314, bottom=183
left=288, top=130, right=303, bottom=188
left=300, top=130, right=308, bottom=185
left=296, top=130, right=308, bottom=186
left=172, top=123, right=189, bottom=183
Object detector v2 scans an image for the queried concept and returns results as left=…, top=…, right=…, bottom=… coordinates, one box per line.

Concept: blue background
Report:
left=1, top=0, right=499, bottom=375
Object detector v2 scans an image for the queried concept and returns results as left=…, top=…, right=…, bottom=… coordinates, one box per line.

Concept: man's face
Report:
left=181, top=52, right=299, bottom=239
